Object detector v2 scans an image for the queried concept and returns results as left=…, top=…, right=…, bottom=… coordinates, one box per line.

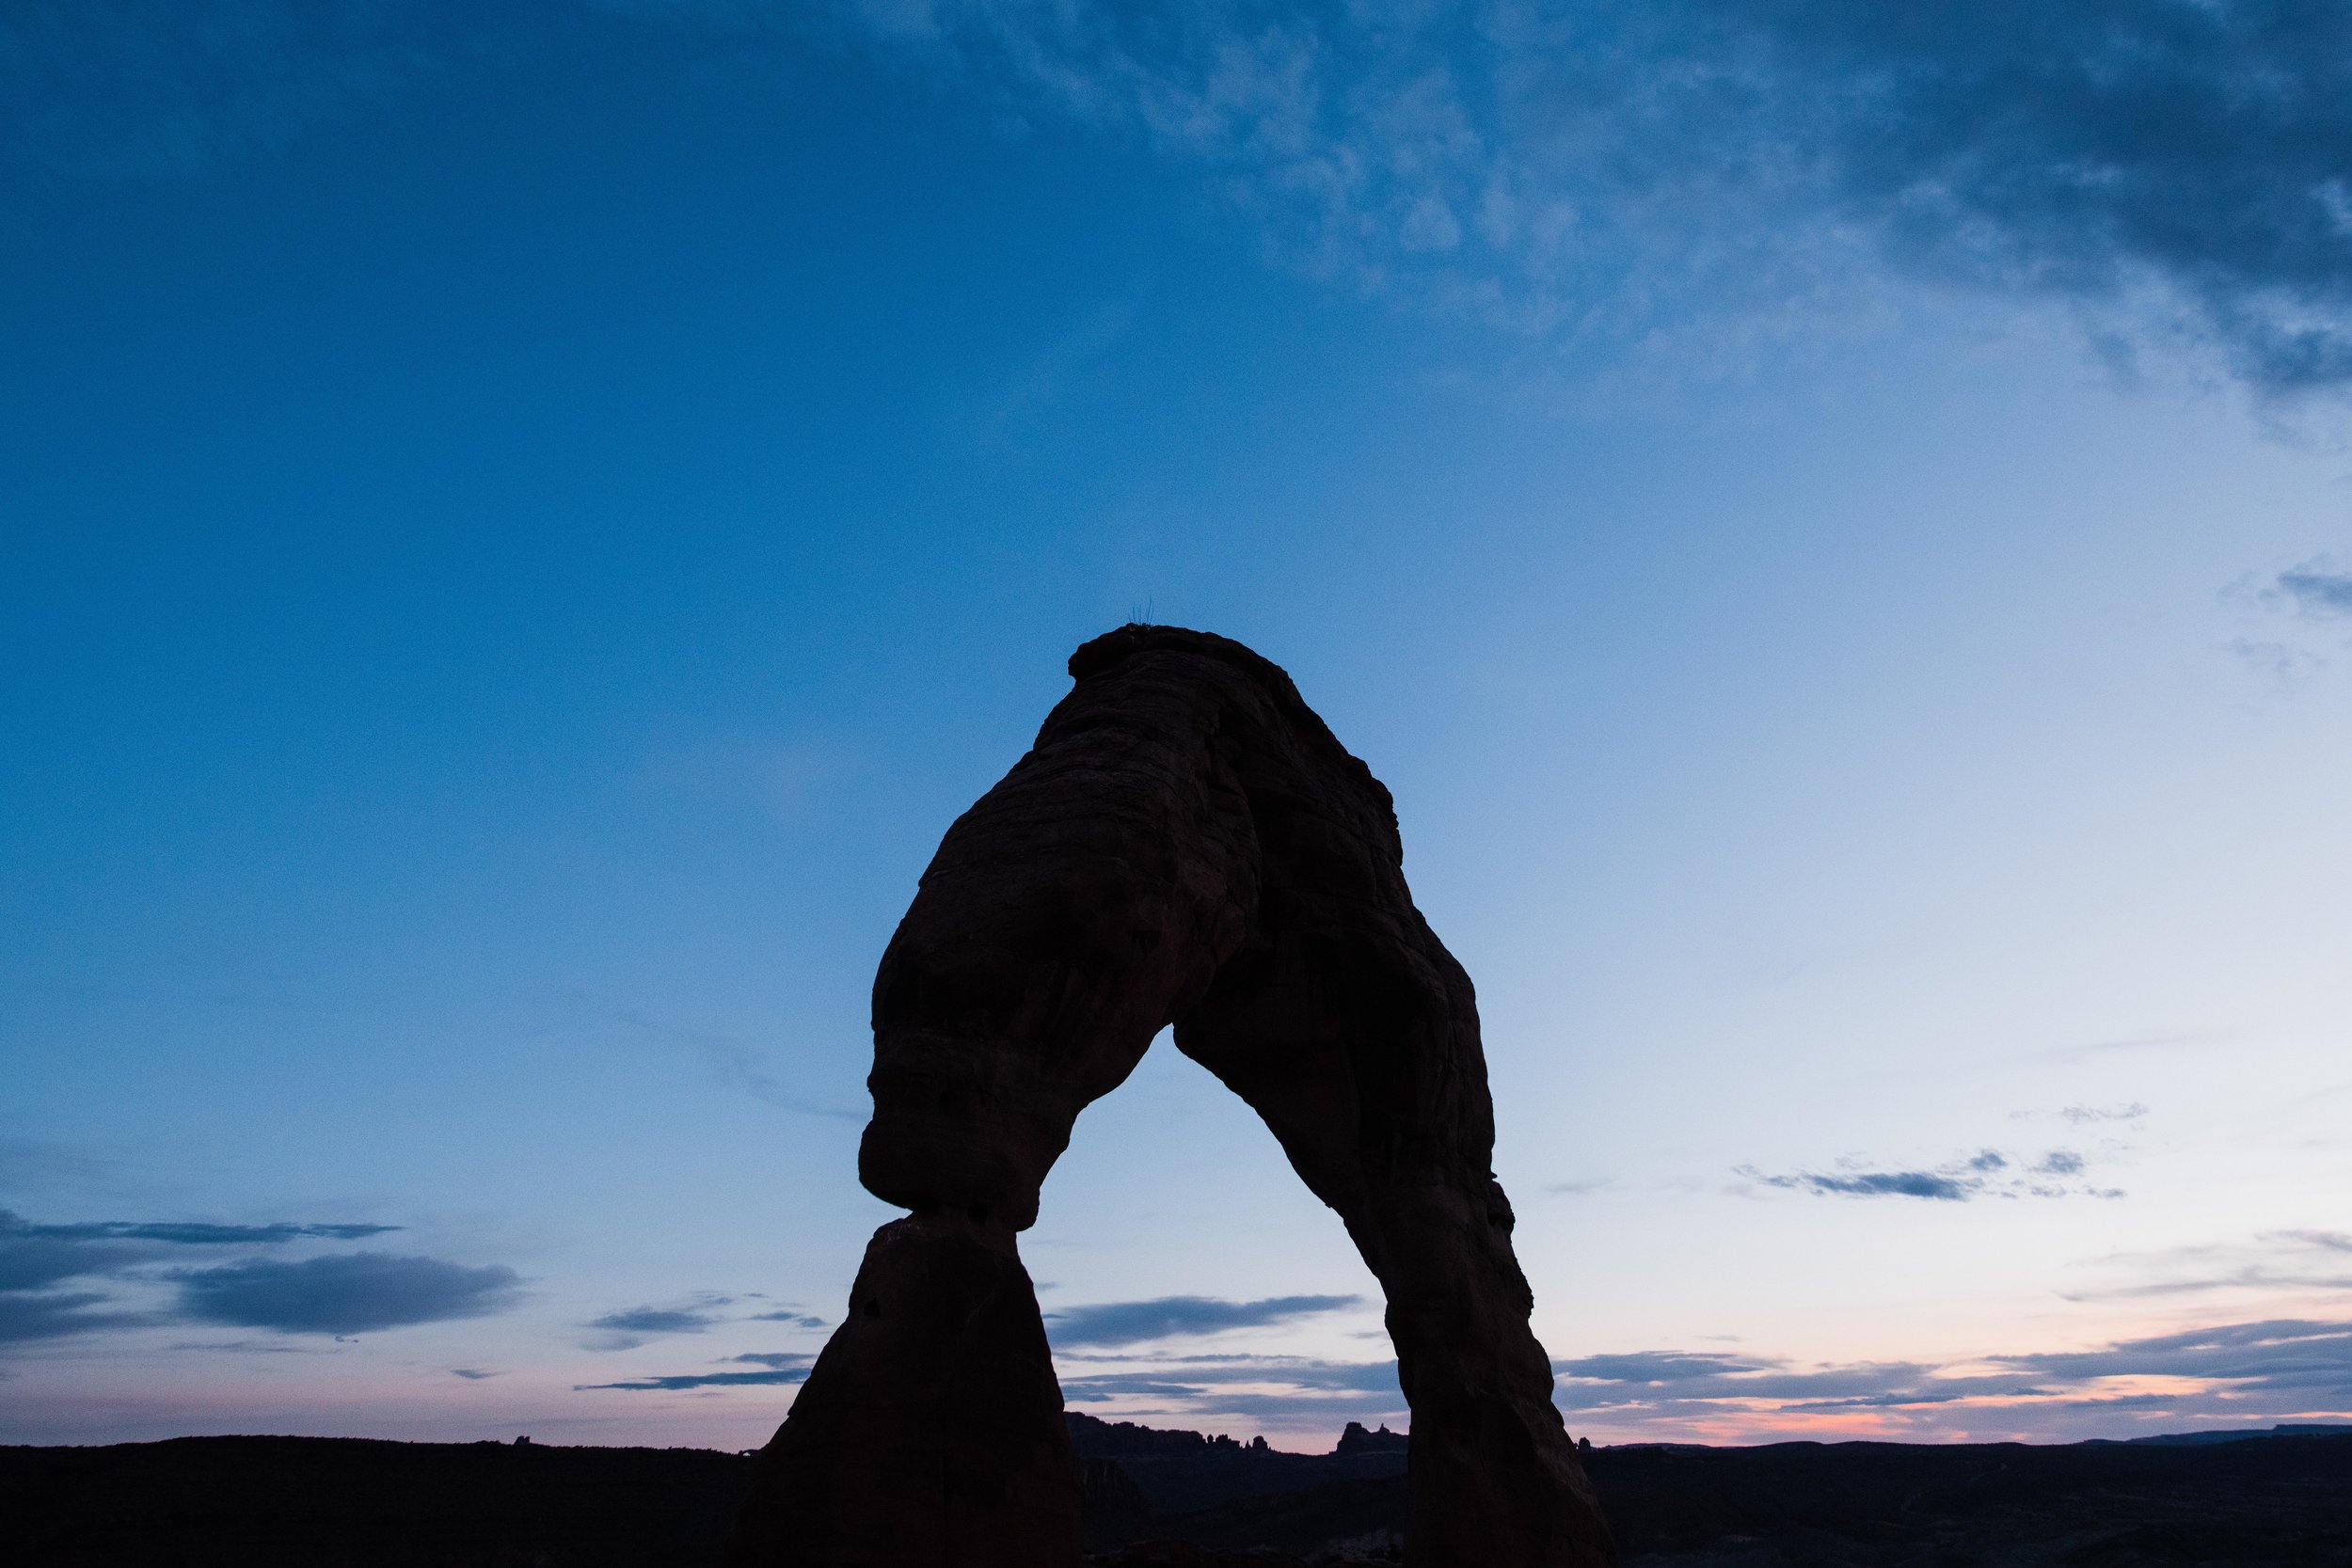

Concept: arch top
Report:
left=1061, top=621, right=1398, bottom=842
left=1068, top=621, right=1295, bottom=687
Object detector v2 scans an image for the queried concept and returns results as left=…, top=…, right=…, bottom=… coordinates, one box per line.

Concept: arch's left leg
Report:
left=725, top=1210, right=1070, bottom=1568
left=729, top=637, right=1261, bottom=1567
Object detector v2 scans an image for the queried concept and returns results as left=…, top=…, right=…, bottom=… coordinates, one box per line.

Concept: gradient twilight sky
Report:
left=6, top=2, right=2352, bottom=1453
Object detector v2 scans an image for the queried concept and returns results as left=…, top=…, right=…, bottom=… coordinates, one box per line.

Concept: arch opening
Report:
left=1030, top=1026, right=1399, bottom=1449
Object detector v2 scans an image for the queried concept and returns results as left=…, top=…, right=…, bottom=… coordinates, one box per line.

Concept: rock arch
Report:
left=728, top=626, right=1613, bottom=1568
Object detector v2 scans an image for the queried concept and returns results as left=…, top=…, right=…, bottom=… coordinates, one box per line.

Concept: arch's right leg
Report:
left=1176, top=924, right=1613, bottom=1568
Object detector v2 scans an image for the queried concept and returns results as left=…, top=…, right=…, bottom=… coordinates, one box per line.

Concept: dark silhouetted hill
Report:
left=7, top=1421, right=2351, bottom=1565
left=2, top=1434, right=744, bottom=1566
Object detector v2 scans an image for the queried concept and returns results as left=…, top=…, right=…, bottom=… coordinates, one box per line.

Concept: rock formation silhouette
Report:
left=728, top=626, right=1613, bottom=1568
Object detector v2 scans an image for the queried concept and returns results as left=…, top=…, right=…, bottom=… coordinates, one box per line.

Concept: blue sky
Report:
left=5, top=1, right=2351, bottom=1450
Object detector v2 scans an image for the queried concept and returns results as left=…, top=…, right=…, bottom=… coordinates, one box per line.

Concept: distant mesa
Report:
left=2093, top=1422, right=2352, bottom=1447
left=1065, top=1412, right=1358, bottom=1465
left=1067, top=1413, right=1274, bottom=1459
left=725, top=626, right=1611, bottom=1567
left=1333, top=1422, right=1408, bottom=1459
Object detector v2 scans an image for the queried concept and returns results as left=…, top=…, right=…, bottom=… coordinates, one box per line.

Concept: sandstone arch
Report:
left=728, top=626, right=1613, bottom=1568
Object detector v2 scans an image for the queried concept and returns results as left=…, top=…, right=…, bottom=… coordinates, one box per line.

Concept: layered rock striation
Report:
left=728, top=626, right=1613, bottom=1568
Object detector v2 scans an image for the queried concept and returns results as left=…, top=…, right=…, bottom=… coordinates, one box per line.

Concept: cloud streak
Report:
left=583, top=1293, right=803, bottom=1349
left=0, top=1207, right=401, bottom=1291
left=1738, top=1144, right=2122, bottom=1202
left=1768, top=1169, right=1976, bottom=1200
left=11, top=1217, right=400, bottom=1245
left=1046, top=1293, right=1363, bottom=1348
left=588, top=1306, right=727, bottom=1337
left=579, top=1368, right=811, bottom=1391
left=2062, top=1229, right=2352, bottom=1301
left=0, top=1289, right=147, bottom=1345
left=579, top=1352, right=816, bottom=1392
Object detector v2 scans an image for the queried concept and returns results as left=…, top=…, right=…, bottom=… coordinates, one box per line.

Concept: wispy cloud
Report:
left=2236, top=556, right=2352, bottom=689
left=1, top=1208, right=399, bottom=1275
left=2026, top=1033, right=2215, bottom=1066
left=1737, top=1144, right=2122, bottom=1202
left=747, top=1307, right=828, bottom=1329
left=820, top=0, right=2352, bottom=394
left=1993, top=1319, right=2352, bottom=1398
left=1046, top=1293, right=1363, bottom=1349
left=577, top=1368, right=812, bottom=1391
left=0, top=1289, right=147, bottom=1345
left=1761, top=1168, right=1977, bottom=1201
left=2230, top=637, right=2331, bottom=692
left=1062, top=1353, right=1402, bottom=1398
left=0, top=1208, right=451, bottom=1346
left=584, top=1295, right=739, bottom=1350
left=1545, top=1178, right=1613, bottom=1196
left=2268, top=560, right=2352, bottom=617
left=1555, top=1317, right=2352, bottom=1439
left=1054, top=1351, right=1405, bottom=1429
left=10, top=1214, right=400, bottom=1246
left=173, top=1253, right=522, bottom=1335
left=2058, top=1103, right=2151, bottom=1126
left=588, top=1305, right=728, bottom=1336
left=2063, top=1229, right=2352, bottom=1302
left=22, top=5, right=2352, bottom=394
left=1555, top=1347, right=2030, bottom=1413
left=578, top=1351, right=815, bottom=1392
left=580, top=1293, right=825, bottom=1349
left=613, top=1008, right=862, bottom=1122
left=0, top=1235, right=150, bottom=1294
left=2280, top=1230, right=2352, bottom=1255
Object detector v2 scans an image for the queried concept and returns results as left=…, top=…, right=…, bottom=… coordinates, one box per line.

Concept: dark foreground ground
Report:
left=6, top=1418, right=2348, bottom=1567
